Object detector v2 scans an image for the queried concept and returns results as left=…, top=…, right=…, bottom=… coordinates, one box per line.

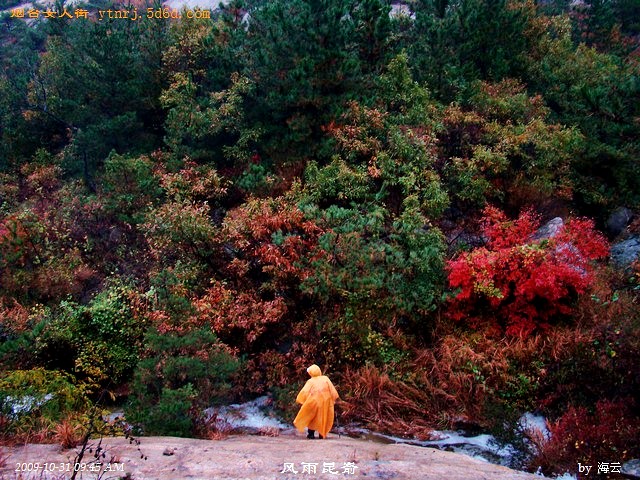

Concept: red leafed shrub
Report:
left=530, top=399, right=640, bottom=477
left=447, top=207, right=608, bottom=336
left=187, top=198, right=327, bottom=394
left=20, top=163, right=62, bottom=198
left=193, top=282, right=288, bottom=348
left=0, top=298, right=29, bottom=331
left=0, top=210, right=90, bottom=301
left=222, top=198, right=324, bottom=289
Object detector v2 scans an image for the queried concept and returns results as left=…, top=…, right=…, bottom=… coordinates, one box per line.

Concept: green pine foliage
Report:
left=22, top=14, right=167, bottom=184
left=125, top=326, right=239, bottom=437
left=524, top=17, right=640, bottom=209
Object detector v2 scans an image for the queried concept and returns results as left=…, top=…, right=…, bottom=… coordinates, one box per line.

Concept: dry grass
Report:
left=257, top=427, right=280, bottom=437
left=207, top=430, right=231, bottom=441
left=341, top=325, right=558, bottom=435
left=54, top=419, right=83, bottom=449
left=200, top=413, right=234, bottom=441
left=347, top=448, right=358, bottom=464
left=540, top=325, right=596, bottom=362
left=20, top=426, right=51, bottom=445
left=0, top=414, right=61, bottom=447
left=340, top=365, right=435, bottom=439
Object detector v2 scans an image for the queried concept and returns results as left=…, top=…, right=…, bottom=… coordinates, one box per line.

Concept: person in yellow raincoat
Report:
left=293, top=364, right=339, bottom=439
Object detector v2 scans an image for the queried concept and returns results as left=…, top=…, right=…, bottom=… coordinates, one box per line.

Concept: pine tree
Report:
left=25, top=15, right=167, bottom=186
left=241, top=0, right=362, bottom=156
left=0, top=17, right=48, bottom=168
left=410, top=0, right=533, bottom=99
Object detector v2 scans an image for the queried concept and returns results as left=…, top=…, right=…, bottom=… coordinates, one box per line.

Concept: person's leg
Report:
left=307, top=429, right=315, bottom=439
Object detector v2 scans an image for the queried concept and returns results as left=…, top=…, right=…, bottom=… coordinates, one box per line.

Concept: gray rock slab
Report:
left=1, top=434, right=542, bottom=480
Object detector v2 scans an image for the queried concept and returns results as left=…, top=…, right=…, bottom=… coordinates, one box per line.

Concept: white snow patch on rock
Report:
left=205, top=396, right=288, bottom=431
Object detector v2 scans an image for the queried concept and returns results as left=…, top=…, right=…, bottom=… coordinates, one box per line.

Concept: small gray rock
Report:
left=108, top=226, right=123, bottom=244
left=532, top=217, right=564, bottom=240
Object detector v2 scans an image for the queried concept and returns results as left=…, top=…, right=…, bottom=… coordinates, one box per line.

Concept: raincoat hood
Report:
left=307, top=364, right=322, bottom=377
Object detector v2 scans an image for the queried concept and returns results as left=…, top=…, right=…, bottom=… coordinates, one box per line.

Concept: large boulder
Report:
left=0, top=434, right=543, bottom=480
left=606, top=207, right=634, bottom=237
left=610, top=236, right=640, bottom=269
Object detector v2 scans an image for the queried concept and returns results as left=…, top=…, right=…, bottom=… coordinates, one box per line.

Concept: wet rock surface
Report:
left=1, top=433, right=543, bottom=480
left=623, top=459, right=640, bottom=479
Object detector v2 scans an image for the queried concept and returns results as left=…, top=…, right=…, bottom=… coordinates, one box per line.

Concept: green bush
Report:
left=138, top=384, right=197, bottom=437
left=0, top=368, right=90, bottom=436
left=101, top=153, right=162, bottom=224
left=125, top=326, right=239, bottom=437
left=33, top=282, right=145, bottom=393
left=235, top=163, right=277, bottom=197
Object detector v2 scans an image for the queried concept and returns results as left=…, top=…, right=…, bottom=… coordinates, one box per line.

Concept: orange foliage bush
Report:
left=341, top=324, right=568, bottom=435
left=194, top=282, right=288, bottom=348
left=222, top=197, right=324, bottom=289
left=0, top=298, right=30, bottom=334
left=408, top=330, right=550, bottom=425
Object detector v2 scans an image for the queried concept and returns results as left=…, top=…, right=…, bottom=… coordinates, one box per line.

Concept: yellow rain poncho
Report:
left=293, top=364, right=340, bottom=439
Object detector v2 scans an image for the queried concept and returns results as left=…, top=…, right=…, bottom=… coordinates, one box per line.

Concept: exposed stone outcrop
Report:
left=610, top=236, right=640, bottom=268
left=532, top=217, right=564, bottom=240
left=2, top=434, right=542, bottom=480
left=606, top=207, right=634, bottom=237
left=623, top=459, right=640, bottom=480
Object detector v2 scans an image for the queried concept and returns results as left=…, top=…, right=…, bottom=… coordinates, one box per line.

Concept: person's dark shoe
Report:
left=307, top=430, right=315, bottom=439
left=318, top=434, right=323, bottom=439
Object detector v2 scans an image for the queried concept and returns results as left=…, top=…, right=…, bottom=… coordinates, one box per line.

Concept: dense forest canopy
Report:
left=1, top=0, right=639, bottom=475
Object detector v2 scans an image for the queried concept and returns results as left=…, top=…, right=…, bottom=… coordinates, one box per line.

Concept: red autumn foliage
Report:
left=19, top=163, right=62, bottom=199
left=193, top=282, right=288, bottom=348
left=174, top=198, right=328, bottom=393
left=222, top=198, right=324, bottom=289
left=530, top=399, right=640, bottom=477
left=447, top=207, right=608, bottom=336
left=0, top=298, right=30, bottom=334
